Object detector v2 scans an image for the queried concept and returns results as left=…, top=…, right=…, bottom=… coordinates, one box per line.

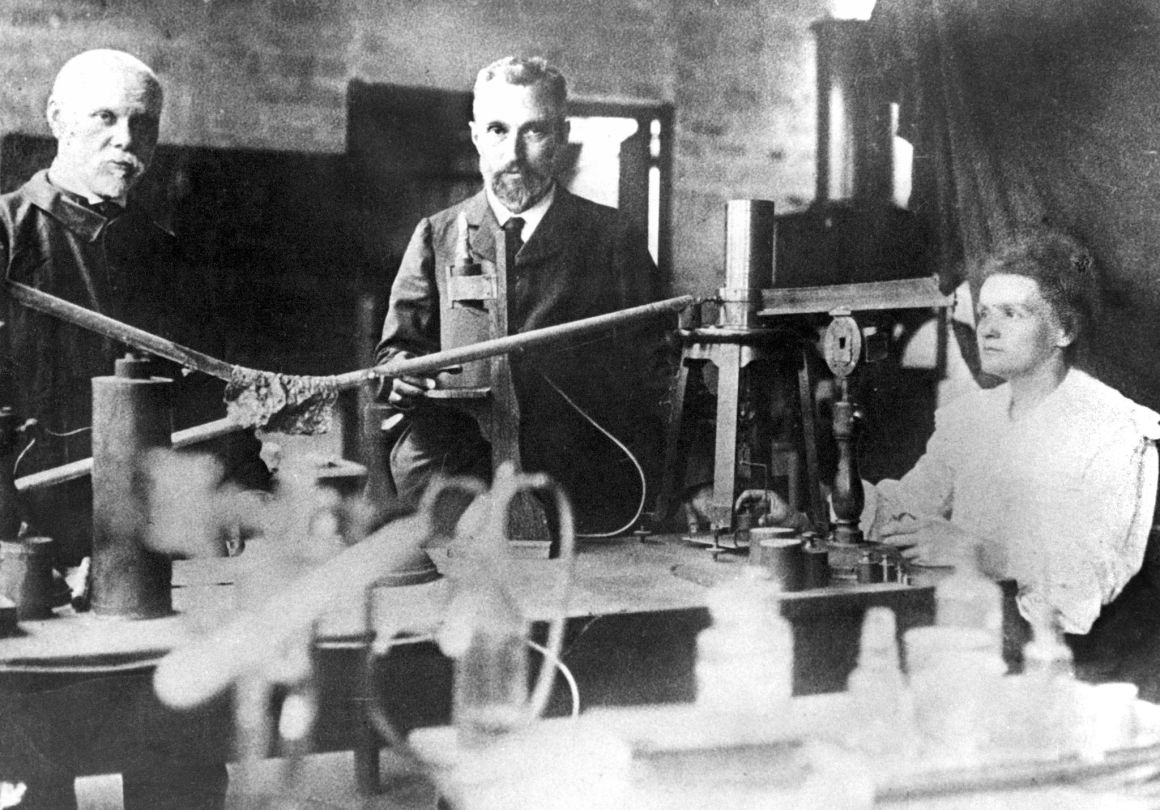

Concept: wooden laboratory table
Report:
left=0, top=534, right=935, bottom=672
left=0, top=534, right=938, bottom=791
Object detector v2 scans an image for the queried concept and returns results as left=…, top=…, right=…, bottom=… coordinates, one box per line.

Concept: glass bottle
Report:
left=1018, top=606, right=1079, bottom=759
left=934, top=542, right=1003, bottom=656
left=695, top=567, right=793, bottom=714
left=847, top=607, right=917, bottom=758
left=451, top=562, right=530, bottom=748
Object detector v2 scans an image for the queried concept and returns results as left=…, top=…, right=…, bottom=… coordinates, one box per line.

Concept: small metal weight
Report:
left=752, top=527, right=805, bottom=592
left=802, top=535, right=831, bottom=589
left=857, top=550, right=884, bottom=584
left=0, top=537, right=56, bottom=619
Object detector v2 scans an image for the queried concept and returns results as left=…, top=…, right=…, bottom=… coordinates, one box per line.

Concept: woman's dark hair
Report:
left=980, top=229, right=1099, bottom=342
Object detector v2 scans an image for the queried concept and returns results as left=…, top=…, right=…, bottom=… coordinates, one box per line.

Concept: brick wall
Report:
left=669, top=0, right=821, bottom=293
left=0, top=0, right=827, bottom=294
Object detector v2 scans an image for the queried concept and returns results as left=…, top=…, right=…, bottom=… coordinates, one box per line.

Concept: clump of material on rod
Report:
left=225, top=367, right=339, bottom=435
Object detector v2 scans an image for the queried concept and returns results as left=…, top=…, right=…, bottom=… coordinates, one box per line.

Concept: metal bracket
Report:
left=447, top=272, right=497, bottom=307
left=823, top=310, right=862, bottom=379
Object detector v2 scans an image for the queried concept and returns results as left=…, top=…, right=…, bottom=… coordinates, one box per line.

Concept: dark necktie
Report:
left=502, top=217, right=525, bottom=270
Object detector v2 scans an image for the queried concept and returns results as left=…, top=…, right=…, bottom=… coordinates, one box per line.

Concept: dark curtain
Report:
left=871, top=0, right=1160, bottom=408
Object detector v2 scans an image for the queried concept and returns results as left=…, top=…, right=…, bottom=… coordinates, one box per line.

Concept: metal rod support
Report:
left=337, top=295, right=695, bottom=388
left=8, top=280, right=693, bottom=393
left=7, top=281, right=237, bottom=381
left=15, top=417, right=242, bottom=493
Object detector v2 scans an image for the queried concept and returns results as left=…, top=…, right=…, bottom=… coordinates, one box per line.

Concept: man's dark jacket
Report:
left=0, top=171, right=186, bottom=468
left=0, top=170, right=255, bottom=562
left=377, top=187, right=671, bottom=530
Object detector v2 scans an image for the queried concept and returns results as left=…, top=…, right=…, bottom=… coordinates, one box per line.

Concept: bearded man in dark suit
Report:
left=377, top=56, right=668, bottom=533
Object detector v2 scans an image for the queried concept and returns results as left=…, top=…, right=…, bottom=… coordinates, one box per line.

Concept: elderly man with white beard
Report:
left=1, top=49, right=191, bottom=565
left=0, top=49, right=232, bottom=810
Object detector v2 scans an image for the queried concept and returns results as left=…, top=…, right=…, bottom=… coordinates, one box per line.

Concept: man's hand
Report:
left=386, top=352, right=437, bottom=410
left=734, top=489, right=804, bottom=528
left=878, top=515, right=975, bottom=566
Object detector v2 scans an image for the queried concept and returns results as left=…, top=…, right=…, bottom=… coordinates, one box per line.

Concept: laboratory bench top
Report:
left=0, top=533, right=1090, bottom=808
left=0, top=533, right=938, bottom=683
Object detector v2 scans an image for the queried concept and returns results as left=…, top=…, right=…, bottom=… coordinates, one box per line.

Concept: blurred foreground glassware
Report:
left=695, top=566, right=793, bottom=715
left=904, top=625, right=1005, bottom=765
left=361, top=467, right=577, bottom=804
left=847, top=607, right=918, bottom=760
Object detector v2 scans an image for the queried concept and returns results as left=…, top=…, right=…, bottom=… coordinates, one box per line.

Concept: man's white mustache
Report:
left=103, top=154, right=145, bottom=173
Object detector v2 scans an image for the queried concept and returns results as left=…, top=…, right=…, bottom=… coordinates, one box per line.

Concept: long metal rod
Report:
left=7, top=281, right=237, bottom=381
left=15, top=417, right=241, bottom=493
left=8, top=281, right=693, bottom=391
left=331, top=294, right=695, bottom=387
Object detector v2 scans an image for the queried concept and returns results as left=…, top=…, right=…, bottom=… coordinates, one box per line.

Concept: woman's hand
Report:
left=878, top=515, right=975, bottom=566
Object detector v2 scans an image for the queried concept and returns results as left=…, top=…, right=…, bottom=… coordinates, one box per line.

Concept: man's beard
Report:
left=90, top=154, right=147, bottom=198
left=488, top=168, right=551, bottom=214
left=91, top=171, right=137, bottom=199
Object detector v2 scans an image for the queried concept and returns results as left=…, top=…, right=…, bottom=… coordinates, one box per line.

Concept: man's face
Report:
left=48, top=66, right=161, bottom=200
left=470, top=81, right=567, bottom=213
left=976, top=273, right=1073, bottom=380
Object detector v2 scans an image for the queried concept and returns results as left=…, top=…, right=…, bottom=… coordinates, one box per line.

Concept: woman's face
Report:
left=976, top=273, right=1074, bottom=380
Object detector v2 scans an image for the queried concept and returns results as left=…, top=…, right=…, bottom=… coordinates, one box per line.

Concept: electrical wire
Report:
left=360, top=623, right=428, bottom=766
left=43, top=425, right=92, bottom=438
left=12, top=425, right=91, bottom=477
left=537, top=371, right=646, bottom=539
left=12, top=438, right=36, bottom=477
left=558, top=615, right=604, bottom=660
left=527, top=638, right=580, bottom=719
left=361, top=474, right=580, bottom=760
left=360, top=631, right=581, bottom=761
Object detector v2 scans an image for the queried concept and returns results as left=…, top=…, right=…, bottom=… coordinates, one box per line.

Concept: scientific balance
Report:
left=658, top=198, right=951, bottom=581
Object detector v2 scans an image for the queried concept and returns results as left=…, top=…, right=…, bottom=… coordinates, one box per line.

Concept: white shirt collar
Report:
left=484, top=182, right=556, bottom=244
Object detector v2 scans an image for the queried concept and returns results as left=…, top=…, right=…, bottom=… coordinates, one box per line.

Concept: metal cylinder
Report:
left=803, top=542, right=830, bottom=589
left=720, top=201, right=776, bottom=329
left=0, top=537, right=56, bottom=619
left=724, top=200, right=776, bottom=291
left=91, top=355, right=174, bottom=618
left=752, top=527, right=804, bottom=592
left=857, top=550, right=884, bottom=584
left=0, top=408, right=23, bottom=542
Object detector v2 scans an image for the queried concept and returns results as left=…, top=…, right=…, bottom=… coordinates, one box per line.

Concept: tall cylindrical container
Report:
left=91, top=355, right=174, bottom=618
left=724, top=199, right=777, bottom=290
left=719, top=200, right=776, bottom=329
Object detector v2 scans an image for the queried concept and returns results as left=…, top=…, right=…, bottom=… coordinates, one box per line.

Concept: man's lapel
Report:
left=517, top=187, right=573, bottom=266
left=462, top=191, right=500, bottom=264
left=461, top=186, right=575, bottom=267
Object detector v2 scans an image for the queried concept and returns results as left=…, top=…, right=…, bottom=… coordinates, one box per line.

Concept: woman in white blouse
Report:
left=870, top=230, right=1159, bottom=634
